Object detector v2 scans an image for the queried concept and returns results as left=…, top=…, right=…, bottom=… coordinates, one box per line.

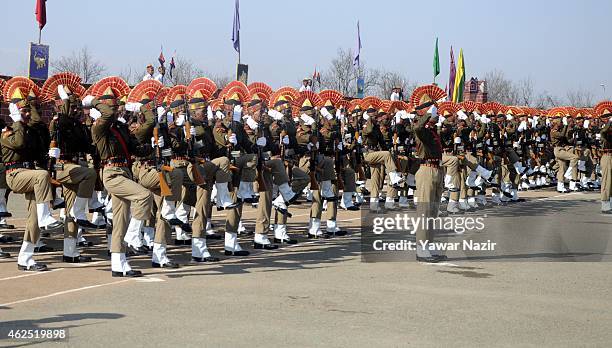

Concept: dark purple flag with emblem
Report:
left=232, top=0, right=240, bottom=54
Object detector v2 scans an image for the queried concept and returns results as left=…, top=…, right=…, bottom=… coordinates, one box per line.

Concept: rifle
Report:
left=353, top=119, right=367, bottom=181
left=309, top=111, right=320, bottom=191
left=334, top=118, right=345, bottom=191
left=48, top=117, right=61, bottom=188
left=255, top=110, right=268, bottom=193
left=183, top=101, right=206, bottom=186
left=152, top=110, right=174, bottom=197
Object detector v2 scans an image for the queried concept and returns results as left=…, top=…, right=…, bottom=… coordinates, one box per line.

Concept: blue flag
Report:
left=232, top=0, right=240, bottom=54
left=353, top=21, right=361, bottom=67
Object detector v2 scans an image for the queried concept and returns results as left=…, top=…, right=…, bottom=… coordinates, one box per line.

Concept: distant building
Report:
left=463, top=77, right=487, bottom=103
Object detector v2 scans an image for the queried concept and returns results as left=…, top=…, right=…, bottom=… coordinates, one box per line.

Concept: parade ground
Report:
left=1, top=189, right=611, bottom=347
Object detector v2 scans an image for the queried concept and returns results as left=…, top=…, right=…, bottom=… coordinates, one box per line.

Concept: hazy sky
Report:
left=1, top=0, right=610, bottom=100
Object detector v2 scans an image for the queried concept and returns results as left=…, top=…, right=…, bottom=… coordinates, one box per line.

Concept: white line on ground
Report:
left=0, top=279, right=131, bottom=307
left=0, top=268, right=65, bottom=282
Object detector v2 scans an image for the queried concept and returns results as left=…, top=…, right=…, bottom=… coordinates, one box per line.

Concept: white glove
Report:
left=300, top=113, right=315, bottom=126
left=90, top=108, right=102, bottom=121
left=245, top=116, right=258, bottom=130
left=394, top=111, right=402, bottom=124
left=82, top=95, right=94, bottom=107
left=562, top=117, right=568, bottom=126
left=207, top=106, right=214, bottom=120
left=282, top=135, right=290, bottom=145
left=307, top=141, right=319, bottom=151
left=518, top=121, right=527, bottom=132
left=151, top=135, right=164, bottom=148
left=268, top=109, right=284, bottom=121
left=256, top=136, right=267, bottom=147
left=321, top=107, right=333, bottom=120
left=545, top=118, right=551, bottom=126
left=454, top=137, right=461, bottom=144
left=185, top=126, right=196, bottom=137
left=406, top=113, right=415, bottom=120
left=336, top=108, right=344, bottom=120
left=337, top=142, right=343, bottom=151
left=215, top=110, right=224, bottom=120
left=175, top=113, right=185, bottom=126
left=233, top=105, right=243, bottom=121
left=117, top=116, right=126, bottom=124
left=166, top=111, right=174, bottom=124
left=481, top=116, right=490, bottom=124
left=156, top=106, right=166, bottom=122
left=583, top=120, right=590, bottom=129
left=57, top=85, right=69, bottom=100
left=228, top=133, right=238, bottom=145
left=505, top=114, right=513, bottom=121
left=48, top=147, right=60, bottom=159
left=125, top=102, right=142, bottom=112
left=457, top=110, right=468, bottom=120
left=8, top=103, right=22, bottom=122
left=362, top=112, right=370, bottom=120
left=357, top=136, right=363, bottom=144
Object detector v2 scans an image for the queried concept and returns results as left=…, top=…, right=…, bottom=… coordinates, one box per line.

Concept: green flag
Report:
left=453, top=49, right=465, bottom=102
left=433, top=37, right=440, bottom=82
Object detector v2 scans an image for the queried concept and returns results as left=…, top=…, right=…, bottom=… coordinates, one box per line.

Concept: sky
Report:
left=1, top=0, right=610, bottom=100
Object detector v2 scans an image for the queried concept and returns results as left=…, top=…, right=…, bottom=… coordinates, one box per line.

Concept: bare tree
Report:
left=52, top=46, right=106, bottom=83
left=483, top=70, right=519, bottom=105
left=373, top=70, right=417, bottom=100
left=516, top=77, right=534, bottom=106
left=207, top=72, right=233, bottom=89
left=566, top=88, right=594, bottom=107
left=320, top=48, right=378, bottom=97
left=117, top=65, right=139, bottom=86
left=533, top=90, right=563, bottom=109
left=169, top=55, right=205, bottom=86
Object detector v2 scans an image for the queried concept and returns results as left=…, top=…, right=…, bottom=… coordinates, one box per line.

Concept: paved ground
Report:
left=0, top=189, right=611, bottom=347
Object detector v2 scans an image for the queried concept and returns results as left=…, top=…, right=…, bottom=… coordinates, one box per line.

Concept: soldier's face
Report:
left=193, top=108, right=205, bottom=121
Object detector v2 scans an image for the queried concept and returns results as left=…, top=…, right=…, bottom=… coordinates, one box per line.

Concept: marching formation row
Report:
left=0, top=73, right=610, bottom=271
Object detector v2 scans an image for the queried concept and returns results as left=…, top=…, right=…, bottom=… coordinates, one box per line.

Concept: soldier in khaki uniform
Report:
left=266, top=89, right=309, bottom=242
left=594, top=102, right=612, bottom=214
left=186, top=77, right=229, bottom=262
left=42, top=73, right=102, bottom=264
left=127, top=79, right=186, bottom=268
left=88, top=77, right=153, bottom=277
left=550, top=108, right=581, bottom=192
left=1, top=77, right=64, bottom=271
left=215, top=82, right=251, bottom=256
left=410, top=85, right=447, bottom=263
left=359, top=98, right=405, bottom=210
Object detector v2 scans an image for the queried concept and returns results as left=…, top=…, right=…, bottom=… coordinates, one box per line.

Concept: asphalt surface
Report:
left=0, top=188, right=611, bottom=347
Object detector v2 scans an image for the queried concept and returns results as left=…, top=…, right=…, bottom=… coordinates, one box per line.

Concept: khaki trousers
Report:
left=601, top=154, right=611, bottom=202
left=102, top=166, right=153, bottom=253
left=255, top=168, right=274, bottom=234
left=56, top=162, right=97, bottom=238
left=554, top=147, right=579, bottom=181
left=191, top=157, right=231, bottom=237
left=138, top=165, right=183, bottom=244
left=7, top=168, right=54, bottom=243
left=415, top=165, right=443, bottom=246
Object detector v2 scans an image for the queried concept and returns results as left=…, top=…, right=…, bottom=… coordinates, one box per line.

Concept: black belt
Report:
left=5, top=162, right=35, bottom=172
left=104, top=158, right=130, bottom=167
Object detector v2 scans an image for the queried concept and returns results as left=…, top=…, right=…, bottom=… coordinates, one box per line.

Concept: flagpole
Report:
left=38, top=29, right=41, bottom=44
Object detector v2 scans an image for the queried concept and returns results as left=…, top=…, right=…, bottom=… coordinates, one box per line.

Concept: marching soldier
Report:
left=410, top=85, right=446, bottom=263
left=594, top=102, right=611, bottom=214
left=2, top=77, right=64, bottom=271
left=42, top=73, right=103, bottom=264
left=88, top=77, right=154, bottom=277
